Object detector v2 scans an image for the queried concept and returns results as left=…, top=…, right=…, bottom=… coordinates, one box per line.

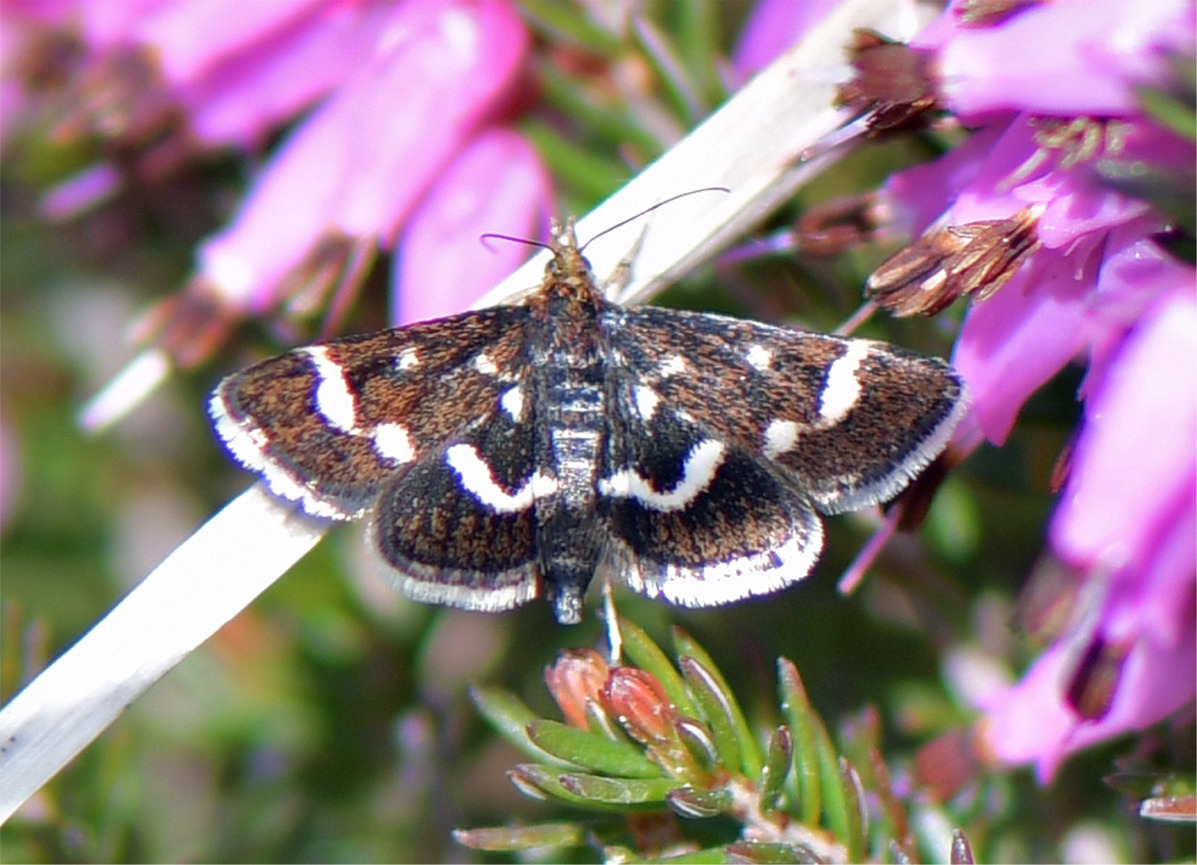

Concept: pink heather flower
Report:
left=923, top=0, right=1194, bottom=118
left=980, top=289, right=1196, bottom=781
left=76, top=0, right=393, bottom=151
left=887, top=0, right=1197, bottom=780
left=9, top=0, right=550, bottom=383
left=887, top=115, right=1192, bottom=444
left=191, top=0, right=535, bottom=318
left=737, top=0, right=1196, bottom=781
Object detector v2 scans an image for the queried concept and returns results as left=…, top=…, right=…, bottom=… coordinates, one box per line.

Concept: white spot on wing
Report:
left=658, top=355, right=687, bottom=377
left=816, top=375, right=970, bottom=514
left=473, top=353, right=498, bottom=375
left=446, top=444, right=557, bottom=513
left=633, top=385, right=660, bottom=421
left=397, top=347, right=420, bottom=370
left=531, top=471, right=560, bottom=498
left=306, top=346, right=358, bottom=433
left=818, top=340, right=872, bottom=424
left=745, top=344, right=773, bottom=371
left=372, top=422, right=415, bottom=464
left=500, top=385, right=525, bottom=421
left=762, top=419, right=800, bottom=458
left=598, top=439, right=725, bottom=511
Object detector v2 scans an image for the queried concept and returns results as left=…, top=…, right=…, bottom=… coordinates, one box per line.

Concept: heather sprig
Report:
left=459, top=617, right=974, bottom=864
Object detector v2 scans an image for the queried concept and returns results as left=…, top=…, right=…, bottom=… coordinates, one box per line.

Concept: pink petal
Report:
left=891, top=114, right=1152, bottom=247
left=982, top=290, right=1197, bottom=783
left=1083, top=223, right=1194, bottom=379
left=79, top=0, right=173, bottom=46
left=195, top=0, right=528, bottom=312
left=885, top=121, right=1009, bottom=234
left=982, top=489, right=1194, bottom=782
left=392, top=128, right=551, bottom=325
left=952, top=251, right=1095, bottom=444
left=937, top=0, right=1194, bottom=119
left=1052, top=289, right=1197, bottom=570
left=3, top=0, right=76, bottom=24
left=1105, top=487, right=1196, bottom=650
left=181, top=3, right=399, bottom=148
left=196, top=89, right=359, bottom=309
left=86, top=0, right=325, bottom=82
left=329, top=0, right=528, bottom=240
left=981, top=603, right=1196, bottom=782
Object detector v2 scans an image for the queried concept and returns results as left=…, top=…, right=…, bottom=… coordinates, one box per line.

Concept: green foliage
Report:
left=458, top=617, right=962, bottom=863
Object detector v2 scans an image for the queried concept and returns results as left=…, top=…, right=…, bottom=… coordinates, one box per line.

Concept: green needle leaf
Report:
left=453, top=822, right=586, bottom=852
left=527, top=719, right=665, bottom=778
left=675, top=627, right=763, bottom=778
left=838, top=756, right=868, bottom=863
left=725, top=841, right=822, bottom=864
left=778, top=658, right=822, bottom=825
left=469, top=685, right=575, bottom=767
left=665, top=784, right=734, bottom=818
left=557, top=771, right=681, bottom=806
left=678, top=655, right=742, bottom=776
left=814, top=722, right=852, bottom=853
left=759, top=726, right=793, bottom=814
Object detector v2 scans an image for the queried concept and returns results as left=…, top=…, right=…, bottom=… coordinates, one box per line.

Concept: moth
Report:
left=211, top=219, right=967, bottom=624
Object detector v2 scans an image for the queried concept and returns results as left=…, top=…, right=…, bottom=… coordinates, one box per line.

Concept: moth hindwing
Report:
left=211, top=218, right=968, bottom=625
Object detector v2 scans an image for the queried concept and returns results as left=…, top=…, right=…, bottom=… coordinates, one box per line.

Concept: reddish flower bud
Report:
left=544, top=648, right=609, bottom=730
left=602, top=667, right=677, bottom=745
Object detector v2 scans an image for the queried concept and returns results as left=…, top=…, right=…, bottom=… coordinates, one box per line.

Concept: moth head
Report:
left=544, top=216, right=598, bottom=299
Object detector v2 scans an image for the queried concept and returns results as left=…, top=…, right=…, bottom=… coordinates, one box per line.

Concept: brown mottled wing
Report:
left=209, top=304, right=533, bottom=520
left=602, top=305, right=966, bottom=514
left=594, top=304, right=965, bottom=607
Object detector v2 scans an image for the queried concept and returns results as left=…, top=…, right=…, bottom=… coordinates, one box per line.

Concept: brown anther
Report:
left=866, top=207, right=1040, bottom=316
left=134, top=281, right=237, bottom=370
left=835, top=30, right=941, bottom=136
left=1066, top=635, right=1130, bottom=721
left=794, top=193, right=887, bottom=256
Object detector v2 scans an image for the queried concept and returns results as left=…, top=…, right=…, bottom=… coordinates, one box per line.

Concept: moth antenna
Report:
left=479, top=232, right=553, bottom=254
left=579, top=186, right=730, bottom=253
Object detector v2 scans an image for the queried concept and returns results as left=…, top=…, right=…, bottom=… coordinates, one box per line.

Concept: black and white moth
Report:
left=210, top=219, right=968, bottom=625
